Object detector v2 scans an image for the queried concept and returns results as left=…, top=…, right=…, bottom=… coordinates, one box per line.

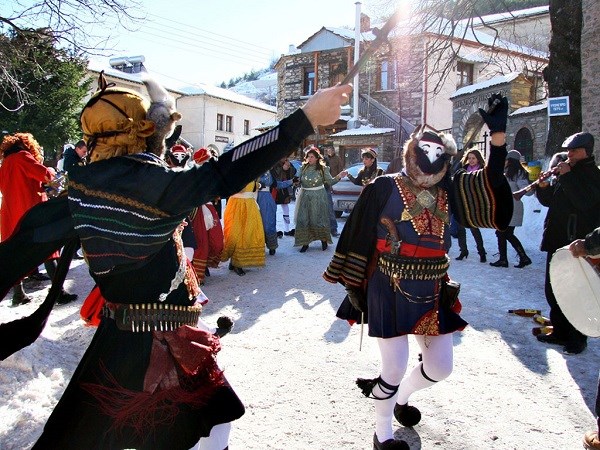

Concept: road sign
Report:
left=548, top=96, right=570, bottom=116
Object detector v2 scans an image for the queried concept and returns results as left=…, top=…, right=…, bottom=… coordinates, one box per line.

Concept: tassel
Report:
left=355, top=377, right=378, bottom=398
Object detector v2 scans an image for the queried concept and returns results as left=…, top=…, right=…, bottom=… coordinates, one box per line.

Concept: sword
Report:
left=340, top=10, right=403, bottom=86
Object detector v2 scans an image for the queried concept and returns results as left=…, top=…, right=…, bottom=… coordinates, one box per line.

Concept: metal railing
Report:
left=358, top=94, right=412, bottom=149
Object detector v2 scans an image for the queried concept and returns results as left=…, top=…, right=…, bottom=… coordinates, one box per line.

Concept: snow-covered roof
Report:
left=510, top=101, right=548, bottom=116
left=450, top=72, right=522, bottom=98
left=468, top=6, right=549, bottom=27
left=330, top=125, right=395, bottom=137
left=87, top=59, right=276, bottom=113
left=178, top=84, right=276, bottom=112
left=296, top=26, right=375, bottom=50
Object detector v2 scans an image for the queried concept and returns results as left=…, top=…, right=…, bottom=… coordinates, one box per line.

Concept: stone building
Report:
left=582, top=0, right=600, bottom=156
left=275, top=6, right=550, bottom=165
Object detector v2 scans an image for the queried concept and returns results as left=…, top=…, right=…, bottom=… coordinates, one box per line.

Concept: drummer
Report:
left=569, top=227, right=600, bottom=449
left=535, top=132, right=600, bottom=355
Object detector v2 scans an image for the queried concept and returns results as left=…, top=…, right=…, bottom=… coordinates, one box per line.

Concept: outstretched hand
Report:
left=302, top=84, right=353, bottom=128
left=478, top=93, right=508, bottom=135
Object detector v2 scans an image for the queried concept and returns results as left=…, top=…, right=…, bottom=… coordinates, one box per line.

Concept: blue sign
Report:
left=548, top=96, right=570, bottom=116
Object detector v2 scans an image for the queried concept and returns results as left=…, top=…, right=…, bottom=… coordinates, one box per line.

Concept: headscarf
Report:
left=80, top=75, right=156, bottom=163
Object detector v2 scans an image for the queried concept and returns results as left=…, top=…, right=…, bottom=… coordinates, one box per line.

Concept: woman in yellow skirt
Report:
left=221, top=180, right=265, bottom=275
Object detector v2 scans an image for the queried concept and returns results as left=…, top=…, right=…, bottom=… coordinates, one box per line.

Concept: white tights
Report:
left=373, top=334, right=454, bottom=442
left=189, top=422, right=231, bottom=450
left=280, top=204, right=291, bottom=231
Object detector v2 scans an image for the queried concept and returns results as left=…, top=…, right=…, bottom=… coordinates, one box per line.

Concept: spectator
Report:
left=0, top=133, right=77, bottom=306
left=535, top=132, right=600, bottom=354
left=454, top=148, right=488, bottom=263
left=63, top=140, right=88, bottom=173
left=489, top=150, right=533, bottom=268
left=347, top=147, right=384, bottom=186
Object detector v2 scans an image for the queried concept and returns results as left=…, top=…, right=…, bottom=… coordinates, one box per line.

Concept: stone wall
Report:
left=582, top=0, right=600, bottom=156
left=507, top=110, right=548, bottom=161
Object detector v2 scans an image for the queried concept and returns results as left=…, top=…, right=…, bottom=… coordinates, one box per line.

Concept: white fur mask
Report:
left=417, top=137, right=445, bottom=164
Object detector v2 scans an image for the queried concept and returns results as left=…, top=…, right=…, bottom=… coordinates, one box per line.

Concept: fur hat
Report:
left=166, top=144, right=190, bottom=167
left=403, top=126, right=457, bottom=188
left=361, top=148, right=378, bottom=159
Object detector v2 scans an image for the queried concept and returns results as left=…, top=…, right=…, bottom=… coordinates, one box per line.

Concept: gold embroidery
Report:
left=395, top=176, right=448, bottom=238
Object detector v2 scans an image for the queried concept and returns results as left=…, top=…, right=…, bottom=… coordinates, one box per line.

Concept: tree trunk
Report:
left=543, top=0, right=583, bottom=155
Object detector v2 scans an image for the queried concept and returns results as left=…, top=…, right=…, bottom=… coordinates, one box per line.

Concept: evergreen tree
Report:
left=0, top=31, right=91, bottom=159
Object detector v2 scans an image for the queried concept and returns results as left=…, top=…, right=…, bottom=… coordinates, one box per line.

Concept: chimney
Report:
left=360, top=13, right=371, bottom=32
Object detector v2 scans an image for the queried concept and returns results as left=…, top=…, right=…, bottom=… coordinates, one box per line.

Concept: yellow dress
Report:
left=221, top=180, right=265, bottom=268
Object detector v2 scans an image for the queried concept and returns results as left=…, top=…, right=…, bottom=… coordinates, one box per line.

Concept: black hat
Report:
left=562, top=132, right=594, bottom=155
left=420, top=131, right=445, bottom=146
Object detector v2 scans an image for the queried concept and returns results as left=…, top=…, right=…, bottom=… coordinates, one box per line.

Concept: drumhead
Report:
left=550, top=247, right=600, bottom=337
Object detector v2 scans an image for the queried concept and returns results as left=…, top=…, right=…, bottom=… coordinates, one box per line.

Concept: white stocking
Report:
left=396, top=334, right=454, bottom=405
left=190, top=422, right=231, bottom=450
left=281, top=204, right=290, bottom=231
left=373, top=336, right=409, bottom=442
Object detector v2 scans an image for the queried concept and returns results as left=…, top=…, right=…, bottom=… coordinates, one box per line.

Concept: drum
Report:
left=549, top=246, right=600, bottom=337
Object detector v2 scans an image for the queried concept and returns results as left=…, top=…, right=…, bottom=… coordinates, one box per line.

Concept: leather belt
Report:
left=102, top=301, right=202, bottom=332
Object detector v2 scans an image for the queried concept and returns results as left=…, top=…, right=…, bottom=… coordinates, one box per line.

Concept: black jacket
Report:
left=536, top=156, right=600, bottom=252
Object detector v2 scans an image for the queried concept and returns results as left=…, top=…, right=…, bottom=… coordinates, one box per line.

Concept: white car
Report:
left=331, top=161, right=389, bottom=217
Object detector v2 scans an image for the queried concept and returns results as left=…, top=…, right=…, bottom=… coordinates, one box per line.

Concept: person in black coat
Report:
left=535, top=132, right=600, bottom=354
left=62, top=140, right=88, bottom=173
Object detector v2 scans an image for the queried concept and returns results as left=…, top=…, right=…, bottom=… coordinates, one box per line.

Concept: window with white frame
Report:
left=216, top=113, right=224, bottom=131
left=226, top=115, right=233, bottom=133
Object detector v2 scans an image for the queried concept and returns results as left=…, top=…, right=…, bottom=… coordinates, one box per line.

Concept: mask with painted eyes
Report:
left=416, top=131, right=448, bottom=174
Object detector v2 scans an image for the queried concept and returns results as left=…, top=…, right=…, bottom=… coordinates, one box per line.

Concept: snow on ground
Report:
left=1, top=195, right=598, bottom=450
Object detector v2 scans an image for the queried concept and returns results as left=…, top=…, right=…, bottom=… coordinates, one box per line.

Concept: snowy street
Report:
left=1, top=195, right=598, bottom=450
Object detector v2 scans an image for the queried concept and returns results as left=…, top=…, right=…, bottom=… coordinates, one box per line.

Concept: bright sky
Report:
left=86, top=0, right=384, bottom=88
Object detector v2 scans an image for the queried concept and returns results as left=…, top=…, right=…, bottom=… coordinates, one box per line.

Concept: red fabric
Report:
left=191, top=204, right=223, bottom=284
left=80, top=286, right=106, bottom=327
left=0, top=150, right=53, bottom=241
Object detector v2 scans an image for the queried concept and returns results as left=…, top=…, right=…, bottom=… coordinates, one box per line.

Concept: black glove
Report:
left=478, top=93, right=508, bottom=134
left=292, top=176, right=300, bottom=184
left=345, top=287, right=367, bottom=312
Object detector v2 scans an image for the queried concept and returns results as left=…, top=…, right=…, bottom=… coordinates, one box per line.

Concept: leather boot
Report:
left=512, top=240, right=532, bottom=268
left=12, top=283, right=32, bottom=307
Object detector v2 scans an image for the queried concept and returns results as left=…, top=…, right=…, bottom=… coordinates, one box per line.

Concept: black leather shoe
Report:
left=373, top=433, right=409, bottom=450
left=11, top=292, right=32, bottom=307
left=284, top=229, right=295, bottom=236
left=277, top=231, right=283, bottom=238
left=321, top=241, right=328, bottom=251
left=479, top=254, right=487, bottom=263
left=28, top=272, right=50, bottom=281
left=564, top=338, right=587, bottom=355
left=515, top=256, right=532, bottom=268
left=394, top=402, right=421, bottom=427
left=56, top=292, right=78, bottom=305
left=299, top=245, right=308, bottom=253
left=231, top=266, right=245, bottom=276
left=490, top=259, right=509, bottom=267
left=269, top=248, right=276, bottom=255
left=537, top=333, right=567, bottom=346
left=455, top=251, right=468, bottom=260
